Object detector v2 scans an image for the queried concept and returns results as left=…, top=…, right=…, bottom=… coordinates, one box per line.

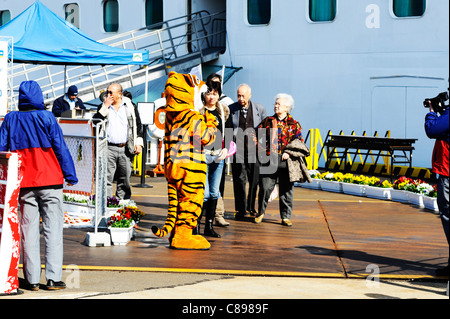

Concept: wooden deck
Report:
left=59, top=176, right=448, bottom=280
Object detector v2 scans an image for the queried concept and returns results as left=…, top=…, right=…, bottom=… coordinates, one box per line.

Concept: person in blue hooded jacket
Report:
left=0, top=80, right=78, bottom=291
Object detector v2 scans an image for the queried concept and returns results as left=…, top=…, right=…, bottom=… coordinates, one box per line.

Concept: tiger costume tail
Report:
left=151, top=162, right=211, bottom=250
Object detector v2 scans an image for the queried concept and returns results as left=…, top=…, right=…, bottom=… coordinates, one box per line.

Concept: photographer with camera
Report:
left=424, top=89, right=449, bottom=277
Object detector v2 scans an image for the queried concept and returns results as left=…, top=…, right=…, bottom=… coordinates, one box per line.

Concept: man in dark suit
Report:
left=226, top=84, right=267, bottom=219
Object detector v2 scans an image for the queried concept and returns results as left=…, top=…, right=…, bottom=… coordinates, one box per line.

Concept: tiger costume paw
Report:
left=169, top=225, right=211, bottom=250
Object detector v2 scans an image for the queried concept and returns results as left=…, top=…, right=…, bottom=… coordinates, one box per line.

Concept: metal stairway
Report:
left=8, top=10, right=226, bottom=110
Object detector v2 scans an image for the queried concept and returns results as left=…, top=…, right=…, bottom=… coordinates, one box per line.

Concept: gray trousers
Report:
left=258, top=161, right=294, bottom=220
left=107, top=145, right=133, bottom=200
left=19, top=188, right=64, bottom=284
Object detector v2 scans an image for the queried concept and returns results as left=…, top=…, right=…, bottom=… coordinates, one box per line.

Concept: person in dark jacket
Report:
left=226, top=84, right=267, bottom=219
left=0, top=80, right=78, bottom=291
left=425, top=99, right=449, bottom=277
left=51, top=85, right=86, bottom=117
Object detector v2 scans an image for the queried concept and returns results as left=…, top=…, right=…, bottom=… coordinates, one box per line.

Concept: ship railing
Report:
left=7, top=10, right=226, bottom=110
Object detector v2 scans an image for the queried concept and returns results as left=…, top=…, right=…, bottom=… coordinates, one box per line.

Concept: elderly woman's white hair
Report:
left=274, top=93, right=295, bottom=113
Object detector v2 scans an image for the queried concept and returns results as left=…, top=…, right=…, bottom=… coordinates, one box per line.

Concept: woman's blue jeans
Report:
left=204, top=157, right=224, bottom=201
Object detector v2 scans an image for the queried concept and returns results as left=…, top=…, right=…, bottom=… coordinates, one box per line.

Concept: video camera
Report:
left=423, top=90, right=449, bottom=114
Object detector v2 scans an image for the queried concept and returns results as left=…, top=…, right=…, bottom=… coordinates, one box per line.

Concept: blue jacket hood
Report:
left=19, top=80, right=45, bottom=110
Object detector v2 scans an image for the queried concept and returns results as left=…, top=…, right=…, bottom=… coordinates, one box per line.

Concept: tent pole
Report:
left=64, top=65, right=67, bottom=96
left=145, top=66, right=148, bottom=102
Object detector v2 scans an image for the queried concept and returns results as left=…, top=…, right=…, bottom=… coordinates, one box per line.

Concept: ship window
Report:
left=0, top=10, right=11, bottom=26
left=145, top=0, right=163, bottom=29
left=248, top=0, right=271, bottom=25
left=393, top=0, right=425, bottom=17
left=309, top=0, right=337, bottom=22
left=64, top=3, right=79, bottom=28
left=104, top=0, right=119, bottom=32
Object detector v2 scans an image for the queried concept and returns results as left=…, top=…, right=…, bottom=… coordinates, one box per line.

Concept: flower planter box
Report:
left=390, top=189, right=409, bottom=203
left=320, top=180, right=343, bottom=193
left=341, top=183, right=366, bottom=196
left=364, top=186, right=392, bottom=200
left=63, top=202, right=95, bottom=228
left=108, top=226, right=133, bottom=245
left=408, top=192, right=424, bottom=208
left=63, top=202, right=95, bottom=215
left=296, top=179, right=321, bottom=190
left=423, top=196, right=439, bottom=212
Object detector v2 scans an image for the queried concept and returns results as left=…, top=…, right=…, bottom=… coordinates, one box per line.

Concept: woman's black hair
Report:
left=206, top=79, right=222, bottom=97
left=206, top=73, right=222, bottom=83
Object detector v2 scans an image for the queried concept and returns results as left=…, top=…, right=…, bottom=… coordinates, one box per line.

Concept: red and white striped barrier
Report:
left=0, top=152, right=22, bottom=295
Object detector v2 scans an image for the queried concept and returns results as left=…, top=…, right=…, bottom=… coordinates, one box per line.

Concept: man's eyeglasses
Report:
left=106, top=90, right=115, bottom=95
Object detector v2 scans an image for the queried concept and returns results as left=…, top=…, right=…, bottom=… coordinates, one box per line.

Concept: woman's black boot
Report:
left=204, top=199, right=221, bottom=238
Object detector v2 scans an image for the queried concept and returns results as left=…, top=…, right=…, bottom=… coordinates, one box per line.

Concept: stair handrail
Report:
left=8, top=10, right=226, bottom=110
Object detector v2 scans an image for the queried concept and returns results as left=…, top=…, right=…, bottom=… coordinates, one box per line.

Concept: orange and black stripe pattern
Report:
left=152, top=72, right=217, bottom=238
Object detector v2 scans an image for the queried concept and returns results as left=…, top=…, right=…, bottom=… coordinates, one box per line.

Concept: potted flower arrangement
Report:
left=363, top=177, right=393, bottom=200
left=391, top=177, right=437, bottom=209
left=391, top=176, right=413, bottom=203
left=319, top=172, right=344, bottom=193
left=296, top=170, right=322, bottom=189
left=406, top=180, right=435, bottom=208
left=107, top=205, right=145, bottom=245
left=340, top=173, right=367, bottom=196
left=64, top=193, right=91, bottom=204
left=89, top=194, right=136, bottom=219
left=422, top=184, right=438, bottom=212
left=89, top=194, right=135, bottom=208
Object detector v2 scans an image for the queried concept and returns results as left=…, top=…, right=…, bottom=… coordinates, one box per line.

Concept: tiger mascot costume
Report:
left=151, top=72, right=218, bottom=250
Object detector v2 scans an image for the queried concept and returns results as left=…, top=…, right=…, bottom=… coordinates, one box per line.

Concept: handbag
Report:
left=268, top=185, right=278, bottom=202
left=226, top=141, right=237, bottom=158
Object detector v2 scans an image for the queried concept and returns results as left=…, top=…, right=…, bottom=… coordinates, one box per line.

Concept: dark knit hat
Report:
left=67, top=85, right=78, bottom=96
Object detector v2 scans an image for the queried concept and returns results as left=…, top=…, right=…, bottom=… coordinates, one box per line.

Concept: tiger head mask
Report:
left=164, top=71, right=207, bottom=112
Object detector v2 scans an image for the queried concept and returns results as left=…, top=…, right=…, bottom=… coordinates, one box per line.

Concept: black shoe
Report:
left=23, top=282, right=39, bottom=291
left=203, top=199, right=221, bottom=238
left=204, top=221, right=221, bottom=238
left=193, top=203, right=206, bottom=235
left=46, top=280, right=66, bottom=290
left=435, top=265, right=449, bottom=277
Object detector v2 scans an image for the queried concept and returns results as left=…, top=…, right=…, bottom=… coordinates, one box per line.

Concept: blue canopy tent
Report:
left=0, top=0, right=149, bottom=65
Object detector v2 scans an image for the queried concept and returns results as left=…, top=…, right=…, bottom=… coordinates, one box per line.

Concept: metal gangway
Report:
left=7, top=10, right=226, bottom=110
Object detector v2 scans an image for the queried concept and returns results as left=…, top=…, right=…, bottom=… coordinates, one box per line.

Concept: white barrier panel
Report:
left=0, top=152, right=21, bottom=295
left=59, top=119, right=95, bottom=196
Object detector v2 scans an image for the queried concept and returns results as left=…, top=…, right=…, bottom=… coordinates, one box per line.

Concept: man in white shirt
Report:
left=93, top=83, right=144, bottom=199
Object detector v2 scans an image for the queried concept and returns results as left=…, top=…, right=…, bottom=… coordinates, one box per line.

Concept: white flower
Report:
left=119, top=199, right=135, bottom=207
left=64, top=193, right=90, bottom=203
left=417, top=183, right=434, bottom=194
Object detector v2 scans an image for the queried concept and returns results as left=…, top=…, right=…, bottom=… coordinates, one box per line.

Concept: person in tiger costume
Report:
left=151, top=72, right=218, bottom=250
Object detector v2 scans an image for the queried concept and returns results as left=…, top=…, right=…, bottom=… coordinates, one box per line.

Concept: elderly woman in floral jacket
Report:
left=254, top=93, right=304, bottom=227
